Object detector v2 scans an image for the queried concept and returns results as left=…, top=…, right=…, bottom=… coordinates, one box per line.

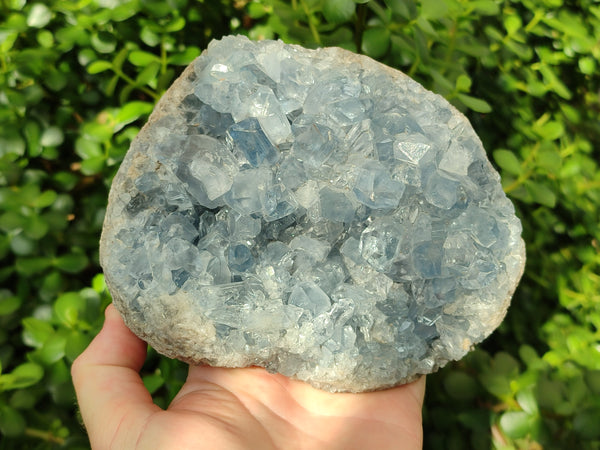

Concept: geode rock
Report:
left=100, top=35, right=525, bottom=392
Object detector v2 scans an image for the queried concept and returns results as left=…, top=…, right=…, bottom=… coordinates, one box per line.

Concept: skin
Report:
left=72, top=304, right=426, bottom=450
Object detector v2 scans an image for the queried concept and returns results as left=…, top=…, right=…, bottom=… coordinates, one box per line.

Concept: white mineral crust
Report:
left=100, top=35, right=526, bottom=392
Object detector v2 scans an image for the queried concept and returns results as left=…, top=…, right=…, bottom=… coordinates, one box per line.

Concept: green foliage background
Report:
left=0, top=0, right=598, bottom=448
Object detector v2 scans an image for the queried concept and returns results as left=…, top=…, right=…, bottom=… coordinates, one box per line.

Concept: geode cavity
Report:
left=100, top=35, right=525, bottom=392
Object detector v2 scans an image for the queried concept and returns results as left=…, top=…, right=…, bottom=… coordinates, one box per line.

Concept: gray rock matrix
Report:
left=101, top=35, right=525, bottom=392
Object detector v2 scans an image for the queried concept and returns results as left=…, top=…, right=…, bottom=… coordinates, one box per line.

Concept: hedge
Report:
left=0, top=0, right=599, bottom=448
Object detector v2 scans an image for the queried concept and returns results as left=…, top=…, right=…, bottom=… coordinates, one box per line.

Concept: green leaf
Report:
left=140, top=26, right=161, bottom=47
left=15, top=256, right=52, bottom=275
left=54, top=292, right=84, bottom=327
left=115, top=102, right=153, bottom=130
left=33, top=333, right=66, bottom=365
left=420, top=0, right=448, bottom=20
left=455, top=74, right=472, bottom=92
left=416, top=16, right=436, bottom=35
left=573, top=409, right=600, bottom=439
left=23, top=215, right=49, bottom=239
left=536, top=121, right=564, bottom=141
left=0, top=130, right=26, bottom=157
left=430, top=70, right=454, bottom=92
left=519, top=345, right=539, bottom=366
left=504, top=15, right=522, bottom=35
left=443, top=371, right=479, bottom=401
left=91, top=31, right=117, bottom=54
left=22, top=317, right=54, bottom=348
left=112, top=47, right=129, bottom=72
left=27, top=3, right=52, bottom=28
left=135, top=61, right=160, bottom=87
left=164, top=16, right=186, bottom=32
left=248, top=2, right=270, bottom=19
left=10, top=389, right=36, bottom=410
left=33, top=189, right=57, bottom=208
left=92, top=274, right=107, bottom=294
left=516, top=386, right=539, bottom=415
left=539, top=64, right=572, bottom=99
left=526, top=181, right=556, bottom=207
left=37, top=30, right=54, bottom=48
left=0, top=291, right=21, bottom=316
left=111, top=3, right=137, bottom=21
left=65, top=331, right=92, bottom=362
left=362, top=27, right=390, bottom=58
left=129, top=50, right=159, bottom=66
left=0, top=363, right=44, bottom=390
left=52, top=171, right=79, bottom=190
left=537, top=146, right=562, bottom=173
left=143, top=373, right=165, bottom=394
left=470, top=0, right=499, bottom=15
left=0, top=211, right=25, bottom=232
left=493, top=149, right=522, bottom=175
left=579, top=57, right=596, bottom=75
left=23, top=120, right=41, bottom=157
left=80, top=156, right=106, bottom=175
left=75, top=136, right=103, bottom=159
left=457, top=94, right=492, bottom=113
left=499, top=411, right=532, bottom=439
left=87, top=60, right=113, bottom=74
left=168, top=47, right=201, bottom=65
left=0, top=405, right=25, bottom=437
left=106, top=74, right=120, bottom=97
left=82, top=120, right=113, bottom=142
left=40, top=126, right=64, bottom=147
left=10, top=234, right=35, bottom=256
left=0, top=31, right=18, bottom=53
left=322, top=0, right=356, bottom=24
left=54, top=252, right=89, bottom=273
left=585, top=370, right=600, bottom=395
left=494, top=352, right=520, bottom=374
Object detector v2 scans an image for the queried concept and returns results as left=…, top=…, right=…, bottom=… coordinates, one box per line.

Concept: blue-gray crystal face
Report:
left=100, top=35, right=526, bottom=393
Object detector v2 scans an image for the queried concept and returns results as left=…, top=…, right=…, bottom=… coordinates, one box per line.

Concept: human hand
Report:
left=72, top=304, right=425, bottom=449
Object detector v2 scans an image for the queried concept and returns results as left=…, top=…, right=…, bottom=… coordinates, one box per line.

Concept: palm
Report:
left=72, top=306, right=425, bottom=449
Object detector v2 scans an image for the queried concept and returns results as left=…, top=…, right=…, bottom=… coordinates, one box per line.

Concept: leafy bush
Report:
left=0, top=0, right=598, bottom=448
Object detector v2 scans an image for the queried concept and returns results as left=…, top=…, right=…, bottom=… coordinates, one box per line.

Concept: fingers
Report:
left=71, top=304, right=160, bottom=449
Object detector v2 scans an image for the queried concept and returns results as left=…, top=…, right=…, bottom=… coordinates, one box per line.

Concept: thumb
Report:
left=71, top=304, right=160, bottom=449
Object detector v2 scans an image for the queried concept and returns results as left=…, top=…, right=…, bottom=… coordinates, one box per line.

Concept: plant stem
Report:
left=25, top=428, right=66, bottom=445
left=368, top=0, right=389, bottom=24
left=114, top=69, right=159, bottom=101
left=299, top=0, right=321, bottom=45
left=441, top=21, right=457, bottom=76
left=504, top=142, right=541, bottom=194
left=355, top=3, right=368, bottom=54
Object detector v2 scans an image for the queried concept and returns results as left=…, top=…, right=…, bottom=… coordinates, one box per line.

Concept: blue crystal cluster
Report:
left=101, top=35, right=525, bottom=392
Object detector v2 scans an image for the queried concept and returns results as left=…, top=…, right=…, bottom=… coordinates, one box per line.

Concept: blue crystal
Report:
left=412, top=241, right=443, bottom=278
left=288, top=281, right=331, bottom=317
left=292, top=121, right=338, bottom=168
left=228, top=244, right=255, bottom=272
left=319, top=187, right=355, bottom=223
left=353, top=161, right=405, bottom=210
left=424, top=172, right=460, bottom=210
left=227, top=117, right=279, bottom=167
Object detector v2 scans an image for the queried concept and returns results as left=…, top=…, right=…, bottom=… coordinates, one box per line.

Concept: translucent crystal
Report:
left=101, top=35, right=525, bottom=393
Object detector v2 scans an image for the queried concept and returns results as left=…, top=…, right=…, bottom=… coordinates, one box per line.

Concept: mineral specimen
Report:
left=100, top=35, right=525, bottom=393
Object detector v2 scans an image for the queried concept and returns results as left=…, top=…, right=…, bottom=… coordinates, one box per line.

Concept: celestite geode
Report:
left=100, top=35, right=525, bottom=392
